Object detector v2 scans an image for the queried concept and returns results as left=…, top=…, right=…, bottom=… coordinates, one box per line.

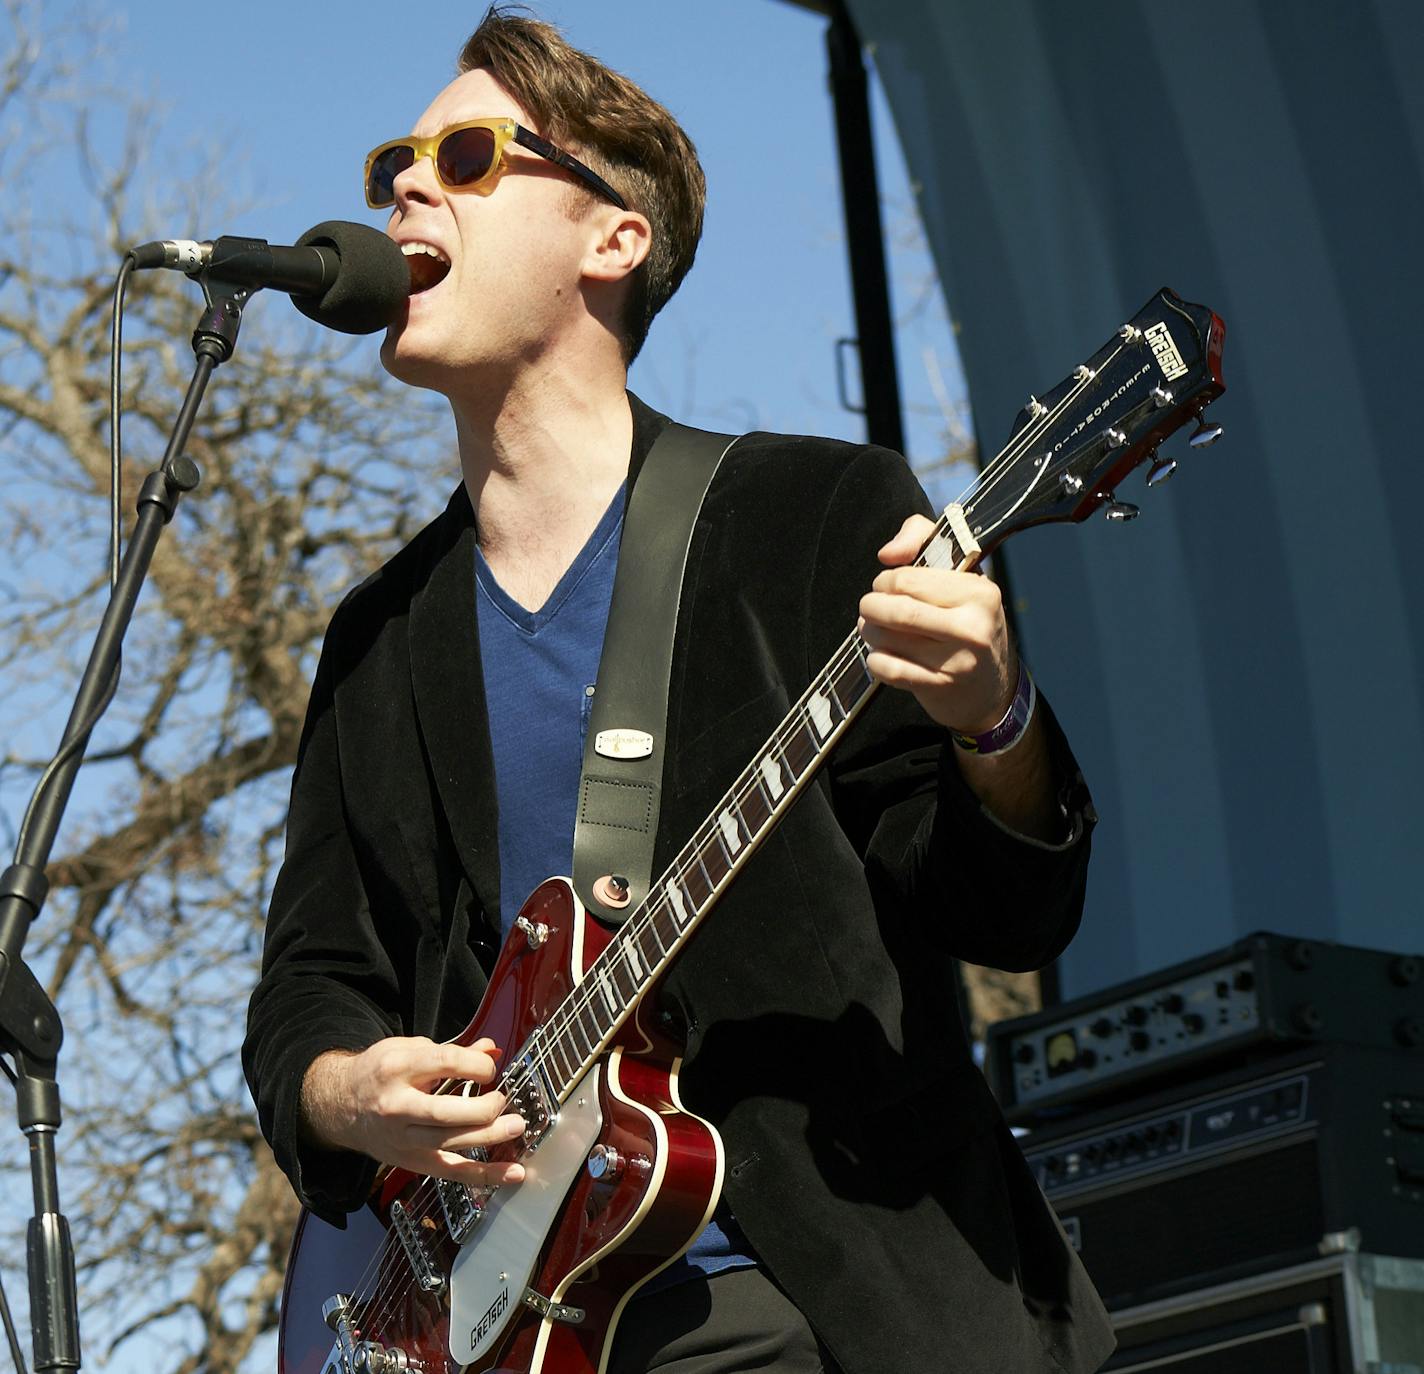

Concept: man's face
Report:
left=378, top=68, right=599, bottom=392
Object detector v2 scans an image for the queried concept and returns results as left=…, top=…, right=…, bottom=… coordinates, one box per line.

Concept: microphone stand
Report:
left=0, top=270, right=254, bottom=1373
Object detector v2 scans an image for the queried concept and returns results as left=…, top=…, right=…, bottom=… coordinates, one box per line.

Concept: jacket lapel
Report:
left=408, top=486, right=502, bottom=927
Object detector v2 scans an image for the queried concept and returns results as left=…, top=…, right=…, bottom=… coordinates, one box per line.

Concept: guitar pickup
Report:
left=506, top=1047, right=557, bottom=1152
left=437, top=1168, right=487, bottom=1246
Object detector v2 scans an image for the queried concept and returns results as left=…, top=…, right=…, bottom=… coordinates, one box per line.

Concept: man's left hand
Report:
left=859, top=513, right=1017, bottom=733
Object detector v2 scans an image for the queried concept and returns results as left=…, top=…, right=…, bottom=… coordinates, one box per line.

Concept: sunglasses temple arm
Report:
left=513, top=126, right=628, bottom=210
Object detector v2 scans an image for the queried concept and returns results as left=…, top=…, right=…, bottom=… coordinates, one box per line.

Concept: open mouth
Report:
left=402, top=241, right=452, bottom=294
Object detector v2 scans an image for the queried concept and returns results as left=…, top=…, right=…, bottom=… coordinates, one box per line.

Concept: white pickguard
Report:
left=448, top=1065, right=604, bottom=1364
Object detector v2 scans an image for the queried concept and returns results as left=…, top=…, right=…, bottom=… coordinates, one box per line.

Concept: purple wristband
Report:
left=950, top=661, right=1036, bottom=757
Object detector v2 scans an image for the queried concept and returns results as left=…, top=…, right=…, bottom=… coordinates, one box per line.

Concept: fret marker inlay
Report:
left=597, top=969, right=617, bottom=1015
left=808, top=690, right=833, bottom=738
left=719, top=808, right=742, bottom=853
left=760, top=755, right=784, bottom=800
left=666, top=880, right=689, bottom=926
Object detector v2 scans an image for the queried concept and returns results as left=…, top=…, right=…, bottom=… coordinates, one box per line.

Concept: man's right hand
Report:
left=300, top=1036, right=527, bottom=1186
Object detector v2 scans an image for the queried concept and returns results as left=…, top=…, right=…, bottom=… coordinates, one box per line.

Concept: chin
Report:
left=380, top=319, right=450, bottom=390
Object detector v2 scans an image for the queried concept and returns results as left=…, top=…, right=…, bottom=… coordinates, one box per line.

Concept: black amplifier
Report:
left=1105, top=1251, right=1424, bottom=1373
left=1018, top=1045, right=1424, bottom=1310
left=987, top=931, right=1424, bottom=1125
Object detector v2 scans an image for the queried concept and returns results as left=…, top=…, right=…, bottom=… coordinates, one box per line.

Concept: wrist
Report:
left=950, top=659, right=1036, bottom=757
left=300, top=1049, right=359, bottom=1152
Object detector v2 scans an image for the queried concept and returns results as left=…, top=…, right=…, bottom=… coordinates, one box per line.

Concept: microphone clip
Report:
left=191, top=283, right=250, bottom=365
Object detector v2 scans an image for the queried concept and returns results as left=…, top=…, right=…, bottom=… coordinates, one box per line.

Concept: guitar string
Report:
left=960, top=343, right=1130, bottom=532
left=526, top=338, right=1161, bottom=1129
left=340, top=347, right=1126, bottom=1333
left=505, top=343, right=1131, bottom=1091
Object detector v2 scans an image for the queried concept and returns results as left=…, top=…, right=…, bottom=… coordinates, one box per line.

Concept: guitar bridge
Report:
left=389, top=1200, right=444, bottom=1294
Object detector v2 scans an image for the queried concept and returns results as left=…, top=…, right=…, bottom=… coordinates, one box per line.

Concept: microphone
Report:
left=128, top=220, right=411, bottom=335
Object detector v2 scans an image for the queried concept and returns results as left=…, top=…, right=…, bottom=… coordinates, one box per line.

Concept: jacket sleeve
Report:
left=242, top=599, right=401, bottom=1220
left=811, top=445, right=1097, bottom=972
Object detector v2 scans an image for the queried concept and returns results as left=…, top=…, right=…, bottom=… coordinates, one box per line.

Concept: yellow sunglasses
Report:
left=363, top=117, right=628, bottom=211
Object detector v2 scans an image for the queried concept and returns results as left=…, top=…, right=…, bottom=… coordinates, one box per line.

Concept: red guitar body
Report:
left=277, top=879, right=723, bottom=1374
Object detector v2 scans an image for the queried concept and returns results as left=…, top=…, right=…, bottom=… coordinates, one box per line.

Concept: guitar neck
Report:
left=525, top=507, right=974, bottom=1103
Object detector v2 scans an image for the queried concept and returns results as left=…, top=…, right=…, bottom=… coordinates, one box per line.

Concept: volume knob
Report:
left=586, top=1144, right=625, bottom=1181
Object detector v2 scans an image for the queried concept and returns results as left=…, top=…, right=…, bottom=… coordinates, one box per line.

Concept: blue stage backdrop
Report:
left=845, top=0, right=1424, bottom=997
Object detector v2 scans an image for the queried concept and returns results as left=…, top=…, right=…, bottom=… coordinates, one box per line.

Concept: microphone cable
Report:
left=11, top=256, right=132, bottom=864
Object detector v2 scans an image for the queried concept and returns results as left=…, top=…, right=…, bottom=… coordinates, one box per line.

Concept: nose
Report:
left=391, top=149, right=443, bottom=212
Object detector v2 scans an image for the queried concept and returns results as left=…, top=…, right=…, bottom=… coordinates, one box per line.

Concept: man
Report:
left=244, top=8, right=1114, bottom=1372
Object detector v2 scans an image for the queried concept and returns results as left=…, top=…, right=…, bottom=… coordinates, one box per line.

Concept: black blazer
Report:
left=244, top=398, right=1115, bottom=1374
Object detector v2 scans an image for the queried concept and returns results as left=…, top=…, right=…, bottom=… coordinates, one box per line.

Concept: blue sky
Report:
left=47, top=0, right=970, bottom=474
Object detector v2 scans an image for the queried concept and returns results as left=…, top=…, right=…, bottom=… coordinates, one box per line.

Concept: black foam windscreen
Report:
left=291, top=221, right=410, bottom=335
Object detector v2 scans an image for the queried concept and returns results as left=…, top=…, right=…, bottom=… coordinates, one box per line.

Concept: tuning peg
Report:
left=1150, top=385, right=1173, bottom=408
left=1104, top=497, right=1140, bottom=522
left=1146, top=453, right=1178, bottom=486
left=1105, top=427, right=1128, bottom=448
left=1189, top=420, right=1224, bottom=448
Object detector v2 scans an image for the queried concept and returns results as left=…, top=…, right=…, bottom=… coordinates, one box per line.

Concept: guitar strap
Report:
left=572, top=421, right=738, bottom=925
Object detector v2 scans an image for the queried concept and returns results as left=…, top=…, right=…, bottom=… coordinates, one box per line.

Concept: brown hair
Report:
left=458, top=7, right=706, bottom=362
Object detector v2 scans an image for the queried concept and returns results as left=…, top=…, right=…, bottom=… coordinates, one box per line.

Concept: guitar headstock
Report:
left=956, top=288, right=1225, bottom=555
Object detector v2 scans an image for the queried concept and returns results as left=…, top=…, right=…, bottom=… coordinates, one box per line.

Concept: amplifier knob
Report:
left=1124, top=1004, right=1149, bottom=1027
left=1183, top=1013, right=1206, bottom=1034
left=1143, top=1126, right=1160, bottom=1146
left=1395, top=1017, right=1424, bottom=1049
left=1090, top=1017, right=1114, bottom=1038
left=1079, top=1049, right=1099, bottom=1069
left=1162, top=993, right=1185, bottom=1014
left=1013, top=1042, right=1036, bottom=1065
left=1130, top=1030, right=1151, bottom=1052
left=1234, top=968, right=1255, bottom=992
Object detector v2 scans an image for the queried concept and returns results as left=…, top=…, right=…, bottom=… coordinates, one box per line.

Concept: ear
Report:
left=581, top=207, right=652, bottom=284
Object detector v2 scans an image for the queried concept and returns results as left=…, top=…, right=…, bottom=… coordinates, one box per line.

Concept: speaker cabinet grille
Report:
left=1061, top=1140, right=1324, bottom=1306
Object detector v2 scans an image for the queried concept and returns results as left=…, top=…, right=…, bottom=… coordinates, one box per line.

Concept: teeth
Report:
left=400, top=241, right=450, bottom=265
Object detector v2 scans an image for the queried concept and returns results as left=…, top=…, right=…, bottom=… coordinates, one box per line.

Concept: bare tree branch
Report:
left=0, top=15, right=443, bottom=1371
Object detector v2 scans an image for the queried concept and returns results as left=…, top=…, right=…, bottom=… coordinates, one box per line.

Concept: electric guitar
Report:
left=277, top=288, right=1226, bottom=1374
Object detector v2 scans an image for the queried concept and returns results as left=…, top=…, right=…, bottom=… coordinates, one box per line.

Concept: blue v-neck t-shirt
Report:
left=475, top=487, right=625, bottom=936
